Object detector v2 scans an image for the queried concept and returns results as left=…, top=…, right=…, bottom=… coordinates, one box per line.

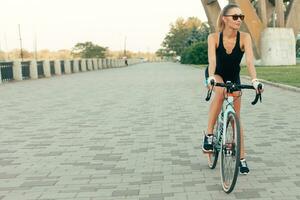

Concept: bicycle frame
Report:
left=214, top=95, right=236, bottom=151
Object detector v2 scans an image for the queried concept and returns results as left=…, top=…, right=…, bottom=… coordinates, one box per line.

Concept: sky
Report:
left=0, top=0, right=227, bottom=53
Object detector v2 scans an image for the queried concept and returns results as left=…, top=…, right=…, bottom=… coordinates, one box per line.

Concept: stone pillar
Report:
left=261, top=28, right=296, bottom=65
left=105, top=59, right=108, bottom=68
left=257, top=0, right=268, bottom=27
left=109, top=59, right=113, bottom=68
left=43, top=60, right=51, bottom=78
left=64, top=60, right=71, bottom=74
left=286, top=0, right=300, bottom=37
left=30, top=60, right=38, bottom=79
left=92, top=59, right=98, bottom=70
left=81, top=59, right=87, bottom=71
left=111, top=59, right=115, bottom=68
left=200, top=0, right=221, bottom=33
left=54, top=60, right=62, bottom=75
left=104, top=59, right=108, bottom=69
left=87, top=59, right=93, bottom=70
left=98, top=59, right=103, bottom=69
left=13, top=60, right=22, bottom=81
left=102, top=59, right=106, bottom=69
left=275, top=0, right=285, bottom=27
left=73, top=60, right=79, bottom=73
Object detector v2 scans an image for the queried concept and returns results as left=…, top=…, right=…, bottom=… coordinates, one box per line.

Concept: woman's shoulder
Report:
left=208, top=32, right=221, bottom=42
left=208, top=32, right=219, bottom=38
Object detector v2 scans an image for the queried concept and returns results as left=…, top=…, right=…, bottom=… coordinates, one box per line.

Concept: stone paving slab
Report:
left=0, top=63, right=300, bottom=199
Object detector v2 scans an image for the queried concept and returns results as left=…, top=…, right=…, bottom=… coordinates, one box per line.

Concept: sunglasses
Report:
left=224, top=14, right=245, bottom=21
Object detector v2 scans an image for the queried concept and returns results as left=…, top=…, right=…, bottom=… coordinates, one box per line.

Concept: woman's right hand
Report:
left=207, top=76, right=216, bottom=90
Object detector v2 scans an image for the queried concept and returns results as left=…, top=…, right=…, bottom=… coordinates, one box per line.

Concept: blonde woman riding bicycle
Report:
left=202, top=3, right=264, bottom=175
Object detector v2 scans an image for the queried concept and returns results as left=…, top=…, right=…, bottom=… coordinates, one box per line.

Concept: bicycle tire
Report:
left=208, top=121, right=219, bottom=169
left=220, top=111, right=240, bottom=193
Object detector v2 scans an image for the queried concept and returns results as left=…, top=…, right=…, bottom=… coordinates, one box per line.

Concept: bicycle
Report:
left=205, top=80, right=262, bottom=193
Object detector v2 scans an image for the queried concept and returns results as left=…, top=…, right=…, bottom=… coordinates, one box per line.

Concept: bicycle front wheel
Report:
left=220, top=111, right=240, bottom=193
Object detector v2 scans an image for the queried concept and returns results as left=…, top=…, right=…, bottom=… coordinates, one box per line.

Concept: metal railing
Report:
left=0, top=62, right=14, bottom=82
left=60, top=60, right=65, bottom=74
left=37, top=61, right=45, bottom=78
left=21, top=61, right=30, bottom=80
left=50, top=61, right=55, bottom=75
left=79, top=60, right=82, bottom=71
left=0, top=58, right=139, bottom=84
left=70, top=60, right=74, bottom=73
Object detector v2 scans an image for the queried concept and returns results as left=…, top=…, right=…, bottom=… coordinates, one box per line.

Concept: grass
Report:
left=192, top=64, right=300, bottom=88
left=240, top=65, right=300, bottom=88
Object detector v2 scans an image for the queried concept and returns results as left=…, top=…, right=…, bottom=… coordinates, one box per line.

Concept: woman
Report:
left=202, top=3, right=264, bottom=175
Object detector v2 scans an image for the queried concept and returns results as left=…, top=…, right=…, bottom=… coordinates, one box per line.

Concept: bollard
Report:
left=81, top=59, right=87, bottom=71
left=64, top=60, right=71, bottom=74
left=54, top=60, right=62, bottom=75
left=13, top=60, right=22, bottom=81
left=43, top=60, right=51, bottom=78
left=98, top=59, right=103, bottom=69
left=93, top=59, right=98, bottom=70
left=30, top=60, right=38, bottom=79
left=73, top=60, right=79, bottom=73
left=86, top=59, right=92, bottom=71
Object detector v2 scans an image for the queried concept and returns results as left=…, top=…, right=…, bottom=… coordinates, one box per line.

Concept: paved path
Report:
left=0, top=62, right=299, bottom=200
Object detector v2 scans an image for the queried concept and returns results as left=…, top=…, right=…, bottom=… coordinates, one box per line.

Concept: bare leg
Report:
left=233, top=93, right=245, bottom=159
left=206, top=75, right=225, bottom=134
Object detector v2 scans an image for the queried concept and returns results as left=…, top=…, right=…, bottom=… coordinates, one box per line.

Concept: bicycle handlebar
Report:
left=205, top=81, right=262, bottom=105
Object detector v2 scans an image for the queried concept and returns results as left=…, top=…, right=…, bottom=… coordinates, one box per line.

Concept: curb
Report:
left=241, top=75, right=300, bottom=93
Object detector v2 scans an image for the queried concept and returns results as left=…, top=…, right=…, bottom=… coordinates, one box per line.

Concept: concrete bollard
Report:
left=98, top=59, right=103, bottom=69
left=64, top=60, right=71, bottom=74
left=86, top=59, right=92, bottom=71
left=108, top=59, right=112, bottom=68
left=102, top=59, right=106, bottom=69
left=73, top=60, right=79, bottom=73
left=54, top=60, right=62, bottom=75
left=81, top=59, right=87, bottom=71
left=13, top=60, right=22, bottom=81
left=43, top=60, right=51, bottom=78
left=93, top=59, right=98, bottom=70
left=30, top=60, right=38, bottom=79
left=105, top=59, right=108, bottom=69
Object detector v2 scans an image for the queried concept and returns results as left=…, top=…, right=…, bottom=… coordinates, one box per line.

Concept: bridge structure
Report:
left=201, top=0, right=300, bottom=65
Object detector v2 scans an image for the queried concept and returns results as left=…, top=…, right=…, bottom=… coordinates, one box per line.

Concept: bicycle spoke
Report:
left=220, top=112, right=240, bottom=193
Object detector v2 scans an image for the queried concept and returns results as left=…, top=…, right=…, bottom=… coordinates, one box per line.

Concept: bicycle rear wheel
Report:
left=220, top=111, right=240, bottom=193
left=208, top=121, right=219, bottom=169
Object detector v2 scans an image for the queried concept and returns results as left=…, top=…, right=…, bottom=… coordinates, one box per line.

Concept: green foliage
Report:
left=296, top=39, right=300, bottom=57
left=71, top=42, right=107, bottom=58
left=161, top=17, right=210, bottom=57
left=155, top=48, right=175, bottom=58
left=180, top=41, right=208, bottom=65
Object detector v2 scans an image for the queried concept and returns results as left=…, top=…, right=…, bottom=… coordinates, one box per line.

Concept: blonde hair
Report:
left=216, top=3, right=240, bottom=32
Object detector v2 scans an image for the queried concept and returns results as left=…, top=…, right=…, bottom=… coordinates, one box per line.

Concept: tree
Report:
left=155, top=48, right=175, bottom=59
left=180, top=41, right=208, bottom=64
left=71, top=42, right=107, bottom=58
left=161, top=17, right=210, bottom=57
left=297, top=39, right=300, bottom=57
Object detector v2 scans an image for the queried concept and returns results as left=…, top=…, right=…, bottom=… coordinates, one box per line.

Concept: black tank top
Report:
left=215, top=31, right=244, bottom=83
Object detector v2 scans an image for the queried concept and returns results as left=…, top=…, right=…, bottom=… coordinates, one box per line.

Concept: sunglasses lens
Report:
left=232, top=15, right=244, bottom=21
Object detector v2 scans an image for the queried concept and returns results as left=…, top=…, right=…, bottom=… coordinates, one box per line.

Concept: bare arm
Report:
left=243, top=33, right=257, bottom=80
left=207, top=34, right=217, bottom=77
